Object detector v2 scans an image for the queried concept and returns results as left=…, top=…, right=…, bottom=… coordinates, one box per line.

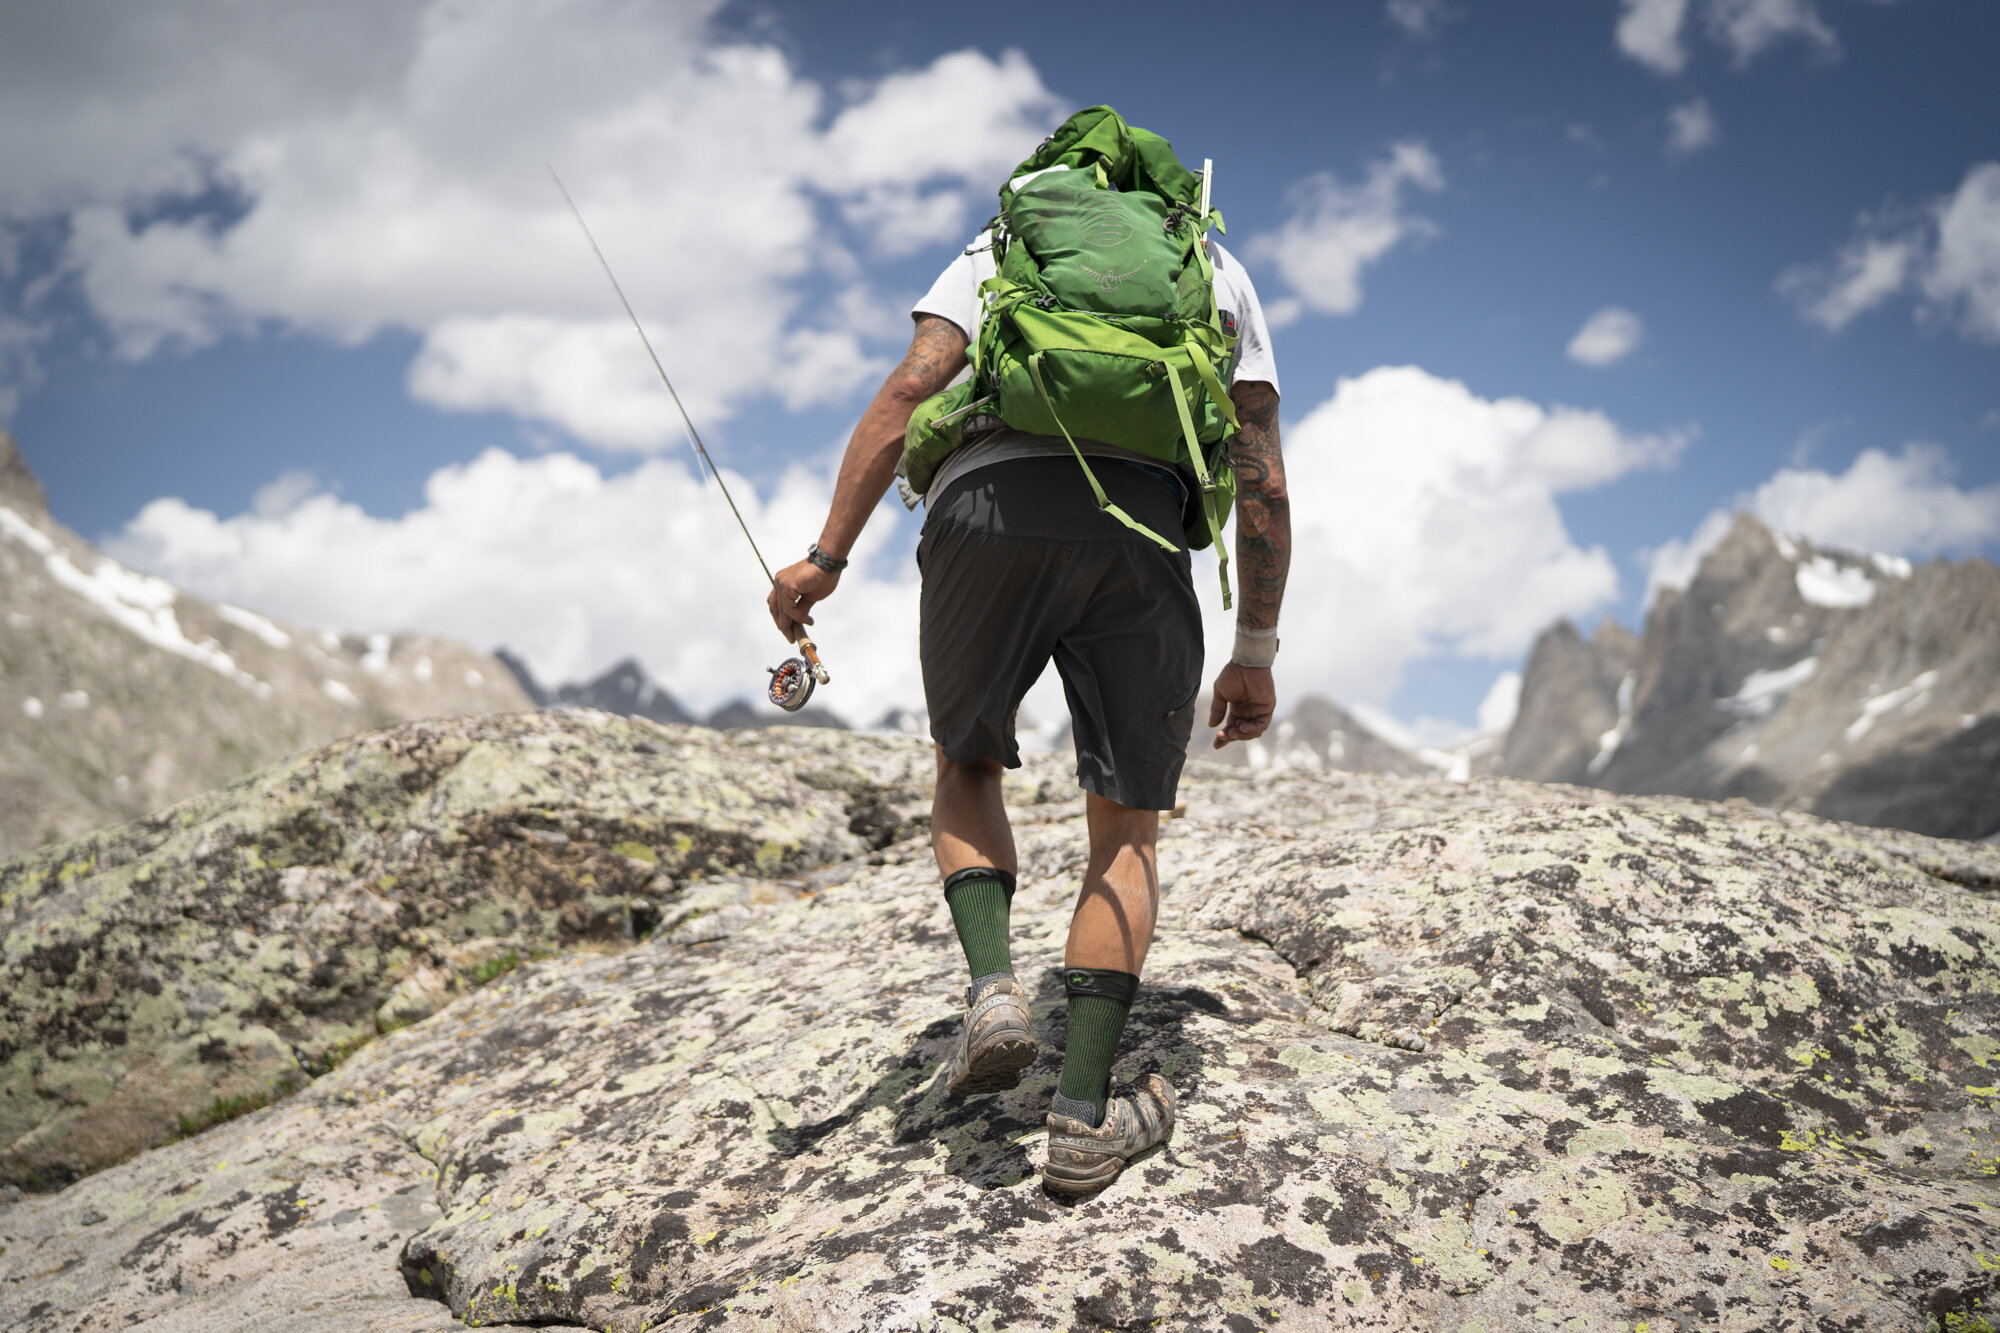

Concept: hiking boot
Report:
left=945, top=973, right=1037, bottom=1096
left=1042, top=1073, right=1176, bottom=1197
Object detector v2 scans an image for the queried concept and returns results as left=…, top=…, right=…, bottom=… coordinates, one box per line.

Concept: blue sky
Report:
left=2, top=0, right=1996, bottom=736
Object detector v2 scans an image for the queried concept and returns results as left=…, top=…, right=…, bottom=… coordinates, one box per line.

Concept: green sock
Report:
left=1055, top=968, right=1140, bottom=1126
left=942, top=867, right=1015, bottom=981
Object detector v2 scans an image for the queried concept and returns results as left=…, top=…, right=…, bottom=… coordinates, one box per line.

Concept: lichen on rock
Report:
left=2, top=723, right=1997, bottom=1331
left=0, top=712, right=938, bottom=1189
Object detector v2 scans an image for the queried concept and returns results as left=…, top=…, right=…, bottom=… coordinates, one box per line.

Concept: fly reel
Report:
left=768, top=637, right=831, bottom=712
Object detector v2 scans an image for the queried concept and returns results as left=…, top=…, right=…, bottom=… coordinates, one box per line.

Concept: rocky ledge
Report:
left=2, top=717, right=1998, bottom=1331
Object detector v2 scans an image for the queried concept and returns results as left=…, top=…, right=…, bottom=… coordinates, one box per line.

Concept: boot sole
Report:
left=946, top=1034, right=1037, bottom=1095
left=1041, top=1148, right=1124, bottom=1196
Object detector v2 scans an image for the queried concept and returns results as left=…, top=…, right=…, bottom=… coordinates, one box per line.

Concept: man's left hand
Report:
left=768, top=560, right=839, bottom=642
left=1207, top=661, right=1276, bottom=748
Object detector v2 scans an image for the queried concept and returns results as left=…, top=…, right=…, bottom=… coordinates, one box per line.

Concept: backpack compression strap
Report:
left=1160, top=357, right=1232, bottom=610
left=1024, top=352, right=1182, bottom=554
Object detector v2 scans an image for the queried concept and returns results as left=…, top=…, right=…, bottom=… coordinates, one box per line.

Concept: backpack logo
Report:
left=1074, top=193, right=1137, bottom=248
left=1079, top=261, right=1144, bottom=294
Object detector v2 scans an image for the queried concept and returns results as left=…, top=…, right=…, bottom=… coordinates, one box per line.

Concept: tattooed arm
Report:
left=768, top=314, right=969, bottom=641
left=1208, top=379, right=1289, bottom=747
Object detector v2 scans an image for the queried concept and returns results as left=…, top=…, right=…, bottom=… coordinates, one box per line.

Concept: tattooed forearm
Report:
left=1228, top=380, right=1289, bottom=631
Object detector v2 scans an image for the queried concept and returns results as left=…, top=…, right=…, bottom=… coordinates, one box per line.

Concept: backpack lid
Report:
left=1000, top=106, right=1210, bottom=221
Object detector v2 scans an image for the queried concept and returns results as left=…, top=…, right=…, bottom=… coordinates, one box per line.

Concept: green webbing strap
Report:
left=1026, top=353, right=1179, bottom=553
left=1161, top=360, right=1232, bottom=609
left=1186, top=342, right=1238, bottom=430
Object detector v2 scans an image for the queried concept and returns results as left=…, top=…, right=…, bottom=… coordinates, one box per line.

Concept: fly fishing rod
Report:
left=549, top=166, right=829, bottom=712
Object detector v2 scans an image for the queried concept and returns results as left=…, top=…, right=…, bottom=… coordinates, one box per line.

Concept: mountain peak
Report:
left=0, top=429, right=48, bottom=518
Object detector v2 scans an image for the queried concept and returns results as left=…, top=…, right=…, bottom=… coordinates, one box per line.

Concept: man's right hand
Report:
left=1207, top=661, right=1276, bottom=748
left=767, top=560, right=839, bottom=643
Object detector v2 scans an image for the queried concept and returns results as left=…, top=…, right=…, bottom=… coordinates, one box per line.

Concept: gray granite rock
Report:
left=3, top=726, right=1997, bottom=1330
left=0, top=712, right=938, bottom=1189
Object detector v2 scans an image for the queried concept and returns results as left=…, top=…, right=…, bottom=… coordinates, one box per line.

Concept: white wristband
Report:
left=1231, top=624, right=1279, bottom=668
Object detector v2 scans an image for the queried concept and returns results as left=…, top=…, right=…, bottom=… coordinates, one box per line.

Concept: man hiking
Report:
left=767, top=107, right=1288, bottom=1197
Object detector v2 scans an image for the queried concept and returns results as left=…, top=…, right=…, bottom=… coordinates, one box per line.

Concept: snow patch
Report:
left=1795, top=556, right=1875, bottom=608
left=322, top=678, right=360, bottom=707
left=60, top=690, right=89, bottom=710
left=1870, top=552, right=1913, bottom=579
left=361, top=632, right=392, bottom=674
left=414, top=655, right=433, bottom=683
left=1846, top=670, right=1938, bottom=742
left=1588, top=672, right=1637, bottom=776
left=22, top=696, right=43, bottom=719
left=464, top=668, right=484, bottom=688
left=0, top=504, right=267, bottom=694
left=1773, top=533, right=1800, bottom=561
left=1722, top=657, right=1819, bottom=718
left=216, top=602, right=293, bottom=649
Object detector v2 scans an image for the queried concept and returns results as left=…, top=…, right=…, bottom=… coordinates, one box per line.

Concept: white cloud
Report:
left=1923, top=162, right=2000, bottom=342
left=1386, top=0, right=1452, bottom=39
left=1646, top=443, right=2000, bottom=600
left=1617, top=0, right=1690, bottom=74
left=1751, top=443, right=2000, bottom=554
left=1704, top=0, right=1839, bottom=65
left=1779, top=162, right=2000, bottom=341
left=1778, top=233, right=1921, bottom=331
left=108, top=366, right=1680, bottom=730
left=108, top=448, right=928, bottom=725
left=1566, top=307, right=1645, bottom=366
left=1248, top=144, right=1444, bottom=323
left=1191, top=366, right=1683, bottom=707
left=1665, top=97, right=1720, bottom=156
left=3, top=2, right=1062, bottom=449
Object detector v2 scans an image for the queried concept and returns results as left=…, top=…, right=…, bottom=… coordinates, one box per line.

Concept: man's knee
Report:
left=935, top=747, right=1005, bottom=783
left=1084, top=791, right=1160, bottom=855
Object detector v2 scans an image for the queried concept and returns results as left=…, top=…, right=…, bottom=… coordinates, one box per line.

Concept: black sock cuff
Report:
left=942, top=866, right=1016, bottom=903
left=1063, top=966, right=1139, bottom=1005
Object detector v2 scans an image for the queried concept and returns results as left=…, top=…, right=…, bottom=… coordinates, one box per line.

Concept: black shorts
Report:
left=917, top=455, right=1204, bottom=811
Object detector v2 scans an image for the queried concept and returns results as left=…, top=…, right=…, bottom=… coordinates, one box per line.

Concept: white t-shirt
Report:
left=913, top=232, right=1280, bottom=393
left=910, top=230, right=1280, bottom=500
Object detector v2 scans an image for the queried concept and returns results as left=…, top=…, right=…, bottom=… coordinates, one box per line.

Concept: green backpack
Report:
left=903, top=105, right=1241, bottom=608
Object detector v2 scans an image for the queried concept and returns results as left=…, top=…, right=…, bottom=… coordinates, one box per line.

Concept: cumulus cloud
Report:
left=1249, top=144, right=1444, bottom=325
left=108, top=448, right=929, bottom=725
left=109, top=366, right=1680, bottom=730
left=1779, top=162, right=2000, bottom=341
left=1778, top=233, right=1922, bottom=331
left=1646, top=443, right=2000, bottom=600
left=1617, top=0, right=1690, bottom=74
left=1665, top=98, right=1720, bottom=156
left=1617, top=0, right=1842, bottom=74
left=2, top=1, right=1062, bottom=447
left=1924, top=162, right=2000, bottom=342
left=1566, top=307, right=1645, bottom=366
left=1189, top=366, right=1684, bottom=707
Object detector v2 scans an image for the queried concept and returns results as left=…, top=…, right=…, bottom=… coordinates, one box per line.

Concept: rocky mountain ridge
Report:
left=0, top=429, right=532, bottom=856
left=1500, top=512, right=2000, bottom=840
left=3, top=713, right=1998, bottom=1330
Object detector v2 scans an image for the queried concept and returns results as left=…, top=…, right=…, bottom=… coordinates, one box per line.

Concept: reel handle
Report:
left=795, top=636, right=831, bottom=685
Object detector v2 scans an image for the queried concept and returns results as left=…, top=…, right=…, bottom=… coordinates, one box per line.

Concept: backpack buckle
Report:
left=1218, top=308, right=1238, bottom=338
left=1034, top=294, right=1059, bottom=310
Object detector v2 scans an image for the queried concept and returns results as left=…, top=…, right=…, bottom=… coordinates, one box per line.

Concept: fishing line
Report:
left=549, top=165, right=829, bottom=710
